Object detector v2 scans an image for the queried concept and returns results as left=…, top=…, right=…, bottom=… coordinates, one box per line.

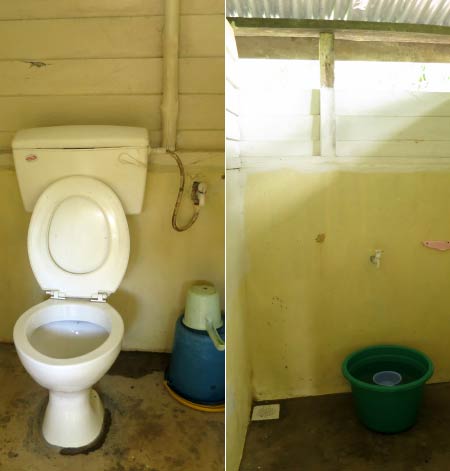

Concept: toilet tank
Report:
left=12, top=125, right=149, bottom=215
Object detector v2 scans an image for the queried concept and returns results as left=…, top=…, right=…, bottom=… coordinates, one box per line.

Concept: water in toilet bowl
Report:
left=29, top=320, right=109, bottom=359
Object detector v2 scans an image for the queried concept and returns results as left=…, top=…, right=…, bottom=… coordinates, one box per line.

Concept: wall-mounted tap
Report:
left=192, top=181, right=207, bottom=207
left=370, top=250, right=383, bottom=268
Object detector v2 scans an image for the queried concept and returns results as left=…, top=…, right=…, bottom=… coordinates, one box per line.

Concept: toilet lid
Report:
left=28, top=176, right=130, bottom=300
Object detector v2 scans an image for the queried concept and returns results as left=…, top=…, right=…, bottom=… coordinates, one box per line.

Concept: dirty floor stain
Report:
left=240, top=384, right=450, bottom=471
left=0, top=344, right=224, bottom=471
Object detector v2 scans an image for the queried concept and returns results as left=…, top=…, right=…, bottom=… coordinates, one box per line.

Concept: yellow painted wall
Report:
left=244, top=169, right=450, bottom=400
left=226, top=171, right=252, bottom=471
left=0, top=161, right=224, bottom=351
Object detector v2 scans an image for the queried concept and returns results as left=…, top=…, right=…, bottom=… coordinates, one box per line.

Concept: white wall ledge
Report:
left=0, top=150, right=224, bottom=171
left=235, top=155, right=450, bottom=173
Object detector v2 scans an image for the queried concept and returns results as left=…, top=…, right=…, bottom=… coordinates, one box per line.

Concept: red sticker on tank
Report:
left=25, top=154, right=37, bottom=161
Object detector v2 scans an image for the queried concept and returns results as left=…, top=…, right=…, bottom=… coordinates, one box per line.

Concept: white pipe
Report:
left=161, top=0, right=180, bottom=151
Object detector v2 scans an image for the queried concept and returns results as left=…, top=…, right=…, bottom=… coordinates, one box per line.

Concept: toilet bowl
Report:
left=13, top=174, right=130, bottom=448
left=14, top=298, right=124, bottom=447
left=11, top=125, right=148, bottom=449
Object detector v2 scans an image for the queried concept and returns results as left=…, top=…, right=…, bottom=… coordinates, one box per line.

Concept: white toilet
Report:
left=11, top=125, right=149, bottom=448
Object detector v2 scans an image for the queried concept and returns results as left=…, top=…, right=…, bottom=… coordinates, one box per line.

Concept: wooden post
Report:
left=319, top=32, right=335, bottom=157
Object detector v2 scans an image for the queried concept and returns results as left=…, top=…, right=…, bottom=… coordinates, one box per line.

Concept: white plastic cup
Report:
left=373, top=370, right=402, bottom=387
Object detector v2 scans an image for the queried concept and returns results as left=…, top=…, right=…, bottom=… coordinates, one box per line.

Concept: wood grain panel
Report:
left=226, top=139, right=240, bottom=159
left=177, top=130, right=224, bottom=150
left=226, top=111, right=240, bottom=141
left=0, top=16, right=224, bottom=59
left=180, top=58, right=224, bottom=94
left=0, top=17, right=163, bottom=60
left=240, top=115, right=319, bottom=141
left=184, top=0, right=224, bottom=15
left=0, top=96, right=161, bottom=130
left=226, top=80, right=240, bottom=115
left=240, top=141, right=320, bottom=157
left=179, top=95, right=224, bottom=130
left=337, top=140, right=450, bottom=158
left=0, top=0, right=223, bottom=19
left=337, top=91, right=450, bottom=117
left=0, top=59, right=163, bottom=95
left=0, top=95, right=223, bottom=132
left=225, top=52, right=240, bottom=89
left=337, top=116, right=450, bottom=141
left=180, top=15, right=224, bottom=58
left=0, top=0, right=163, bottom=18
left=0, top=58, right=224, bottom=96
left=241, top=89, right=320, bottom=116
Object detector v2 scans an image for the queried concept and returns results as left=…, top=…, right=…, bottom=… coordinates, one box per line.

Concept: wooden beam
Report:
left=236, top=36, right=450, bottom=63
left=236, top=36, right=317, bottom=60
left=229, top=18, right=450, bottom=45
left=337, top=39, right=450, bottom=61
left=319, top=32, right=335, bottom=158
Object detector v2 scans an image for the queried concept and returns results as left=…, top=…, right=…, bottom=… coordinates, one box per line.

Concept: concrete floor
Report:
left=0, top=344, right=224, bottom=471
left=240, top=383, right=450, bottom=471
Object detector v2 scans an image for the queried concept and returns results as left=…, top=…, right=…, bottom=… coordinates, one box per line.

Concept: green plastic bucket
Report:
left=342, top=345, right=433, bottom=433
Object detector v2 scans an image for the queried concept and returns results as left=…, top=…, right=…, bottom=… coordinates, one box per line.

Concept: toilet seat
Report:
left=28, top=176, right=130, bottom=300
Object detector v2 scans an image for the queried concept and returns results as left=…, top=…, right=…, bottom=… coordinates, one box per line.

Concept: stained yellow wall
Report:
left=0, top=162, right=224, bottom=351
left=0, top=171, right=43, bottom=336
left=226, top=171, right=252, bottom=471
left=244, top=168, right=450, bottom=400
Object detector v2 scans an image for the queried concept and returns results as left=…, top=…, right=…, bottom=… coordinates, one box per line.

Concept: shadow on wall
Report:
left=0, top=173, right=44, bottom=341
left=108, top=289, right=138, bottom=341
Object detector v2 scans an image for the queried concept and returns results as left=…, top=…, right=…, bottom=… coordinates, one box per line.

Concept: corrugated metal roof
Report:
left=226, top=0, right=450, bottom=27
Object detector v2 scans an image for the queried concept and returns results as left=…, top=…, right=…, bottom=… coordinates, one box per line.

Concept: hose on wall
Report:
left=168, top=150, right=200, bottom=232
left=161, top=0, right=202, bottom=232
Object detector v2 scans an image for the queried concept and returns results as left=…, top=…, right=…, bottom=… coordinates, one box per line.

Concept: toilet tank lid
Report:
left=12, top=125, right=149, bottom=149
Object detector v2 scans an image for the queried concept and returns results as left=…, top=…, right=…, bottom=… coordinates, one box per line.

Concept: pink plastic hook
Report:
left=422, top=241, right=450, bottom=251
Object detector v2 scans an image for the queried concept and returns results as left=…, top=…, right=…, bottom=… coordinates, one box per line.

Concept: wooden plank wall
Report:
left=237, top=76, right=450, bottom=159
left=336, top=90, right=450, bottom=157
left=0, top=0, right=224, bottom=153
left=226, top=21, right=240, bottom=167
left=238, top=61, right=320, bottom=157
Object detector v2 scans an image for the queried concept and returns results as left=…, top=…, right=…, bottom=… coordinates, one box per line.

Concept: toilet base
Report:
left=42, top=388, right=104, bottom=448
